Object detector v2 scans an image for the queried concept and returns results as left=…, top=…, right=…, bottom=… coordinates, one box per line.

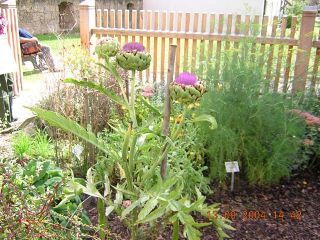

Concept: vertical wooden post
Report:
left=292, top=8, right=317, bottom=93
left=161, top=45, right=177, bottom=179
left=79, top=0, right=96, bottom=53
left=1, top=0, right=23, bottom=95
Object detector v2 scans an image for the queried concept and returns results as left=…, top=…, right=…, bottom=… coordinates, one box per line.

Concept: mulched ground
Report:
left=203, top=169, right=320, bottom=240
left=84, top=169, right=320, bottom=240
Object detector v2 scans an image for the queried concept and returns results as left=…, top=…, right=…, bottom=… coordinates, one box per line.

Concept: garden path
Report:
left=0, top=69, right=64, bottom=159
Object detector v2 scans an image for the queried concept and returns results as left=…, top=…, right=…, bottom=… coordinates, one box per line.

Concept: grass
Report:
left=36, top=33, right=80, bottom=55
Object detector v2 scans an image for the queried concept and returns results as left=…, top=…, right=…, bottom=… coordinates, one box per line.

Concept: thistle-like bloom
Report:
left=116, top=42, right=151, bottom=71
left=95, top=37, right=120, bottom=59
left=123, top=42, right=145, bottom=52
left=170, top=72, right=205, bottom=105
left=0, top=15, right=7, bottom=36
left=175, top=72, right=198, bottom=86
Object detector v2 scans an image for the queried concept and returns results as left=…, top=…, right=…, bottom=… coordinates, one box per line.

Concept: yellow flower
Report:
left=175, top=115, right=183, bottom=124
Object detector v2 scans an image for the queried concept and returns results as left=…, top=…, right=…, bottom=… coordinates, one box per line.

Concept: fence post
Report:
left=292, top=7, right=317, bottom=93
left=79, top=0, right=96, bottom=53
left=1, top=0, right=23, bottom=95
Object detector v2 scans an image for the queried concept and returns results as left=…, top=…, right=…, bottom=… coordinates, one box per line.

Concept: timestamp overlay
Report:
left=207, top=210, right=302, bottom=222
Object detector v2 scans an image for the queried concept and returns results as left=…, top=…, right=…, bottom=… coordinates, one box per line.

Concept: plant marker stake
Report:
left=231, top=171, right=235, bottom=192
left=225, top=161, right=240, bottom=192
left=160, top=44, right=177, bottom=179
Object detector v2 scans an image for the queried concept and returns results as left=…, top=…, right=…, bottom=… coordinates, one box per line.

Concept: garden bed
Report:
left=83, top=169, right=320, bottom=240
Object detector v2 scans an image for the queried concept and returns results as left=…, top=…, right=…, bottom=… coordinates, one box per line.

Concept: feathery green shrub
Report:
left=198, top=42, right=305, bottom=185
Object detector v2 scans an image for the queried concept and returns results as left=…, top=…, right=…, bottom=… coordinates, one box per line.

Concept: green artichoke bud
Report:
left=170, top=72, right=206, bottom=105
left=116, top=42, right=151, bottom=71
left=95, top=37, right=120, bottom=59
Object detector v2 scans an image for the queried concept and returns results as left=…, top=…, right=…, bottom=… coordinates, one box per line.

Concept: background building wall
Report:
left=264, top=0, right=282, bottom=19
left=17, top=0, right=143, bottom=34
left=143, top=0, right=265, bottom=16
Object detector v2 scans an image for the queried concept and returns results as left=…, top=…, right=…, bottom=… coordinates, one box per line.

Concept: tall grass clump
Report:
left=198, top=41, right=305, bottom=185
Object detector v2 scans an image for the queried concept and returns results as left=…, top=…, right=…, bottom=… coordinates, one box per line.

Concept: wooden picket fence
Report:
left=0, top=0, right=23, bottom=95
left=80, top=0, right=320, bottom=94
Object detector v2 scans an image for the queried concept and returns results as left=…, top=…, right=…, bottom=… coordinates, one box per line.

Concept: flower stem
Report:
left=130, top=70, right=138, bottom=128
left=97, top=198, right=106, bottom=240
left=172, top=219, right=179, bottom=240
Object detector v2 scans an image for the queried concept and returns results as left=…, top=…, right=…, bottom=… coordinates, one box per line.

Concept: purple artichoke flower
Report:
left=170, top=72, right=205, bottom=105
left=0, top=15, right=7, bottom=36
left=175, top=72, right=198, bottom=86
left=116, top=42, right=151, bottom=71
left=123, top=42, right=145, bottom=52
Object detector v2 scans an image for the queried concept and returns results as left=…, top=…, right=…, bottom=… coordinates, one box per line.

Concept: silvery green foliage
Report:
left=116, top=50, right=151, bottom=71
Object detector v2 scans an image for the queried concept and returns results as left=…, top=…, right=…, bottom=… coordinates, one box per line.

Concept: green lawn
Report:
left=36, top=33, right=80, bottom=55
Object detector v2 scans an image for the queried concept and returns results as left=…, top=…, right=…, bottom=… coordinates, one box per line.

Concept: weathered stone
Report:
left=17, top=0, right=143, bottom=34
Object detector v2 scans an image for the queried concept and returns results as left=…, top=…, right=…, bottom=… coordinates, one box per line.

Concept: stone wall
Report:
left=17, top=0, right=143, bottom=35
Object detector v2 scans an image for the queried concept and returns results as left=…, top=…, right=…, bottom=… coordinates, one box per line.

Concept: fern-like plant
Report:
left=197, top=41, right=305, bottom=185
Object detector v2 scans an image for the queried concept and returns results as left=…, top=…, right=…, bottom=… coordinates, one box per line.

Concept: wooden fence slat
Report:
left=169, top=12, right=174, bottom=46
left=110, top=9, right=115, bottom=39
left=250, top=15, right=260, bottom=62
left=96, top=9, right=102, bottom=39
left=146, top=10, right=151, bottom=82
left=132, top=10, right=137, bottom=42
left=103, top=9, right=108, bottom=29
left=199, top=13, right=207, bottom=77
left=225, top=14, right=233, bottom=50
left=153, top=11, right=159, bottom=82
left=259, top=16, right=269, bottom=67
left=175, top=12, right=182, bottom=78
left=214, top=14, right=224, bottom=81
left=191, top=13, right=199, bottom=72
left=273, top=17, right=287, bottom=92
left=233, top=15, right=242, bottom=51
left=283, top=16, right=297, bottom=92
left=265, top=16, right=278, bottom=91
left=137, top=10, right=144, bottom=81
left=207, top=14, right=215, bottom=60
left=124, top=10, right=129, bottom=43
left=161, top=12, right=167, bottom=80
left=183, top=13, right=191, bottom=71
left=116, top=10, right=122, bottom=44
left=244, top=15, right=251, bottom=35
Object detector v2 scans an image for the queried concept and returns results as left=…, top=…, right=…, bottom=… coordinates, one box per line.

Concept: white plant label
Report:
left=225, top=161, right=240, bottom=173
left=72, top=144, right=84, bottom=160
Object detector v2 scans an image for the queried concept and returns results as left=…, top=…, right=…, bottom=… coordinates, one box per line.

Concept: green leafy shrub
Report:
left=197, top=43, right=305, bottom=185
left=0, top=158, right=96, bottom=239
left=285, top=0, right=307, bottom=28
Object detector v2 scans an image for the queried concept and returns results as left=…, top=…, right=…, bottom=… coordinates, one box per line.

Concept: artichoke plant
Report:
left=95, top=37, right=120, bottom=59
left=116, top=42, right=151, bottom=71
left=170, top=72, right=206, bottom=105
